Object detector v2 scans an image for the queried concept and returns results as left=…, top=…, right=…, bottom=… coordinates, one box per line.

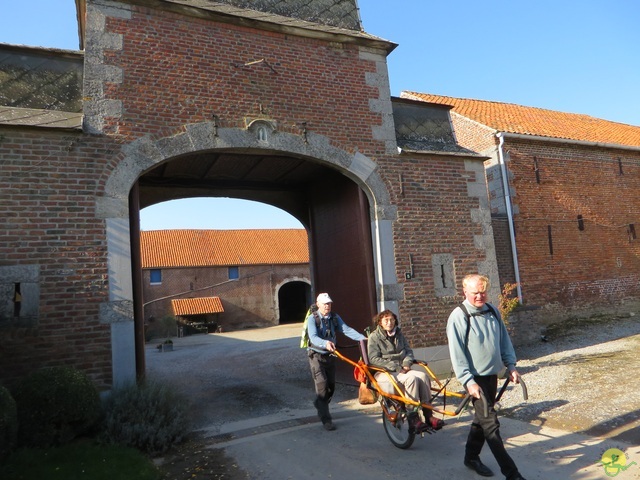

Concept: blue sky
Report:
left=3, top=0, right=639, bottom=230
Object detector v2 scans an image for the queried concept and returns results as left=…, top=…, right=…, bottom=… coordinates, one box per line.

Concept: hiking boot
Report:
left=464, top=457, right=494, bottom=477
left=322, top=421, right=336, bottom=431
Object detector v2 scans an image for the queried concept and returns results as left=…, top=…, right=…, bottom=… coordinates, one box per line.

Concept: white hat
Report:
left=316, top=293, right=333, bottom=304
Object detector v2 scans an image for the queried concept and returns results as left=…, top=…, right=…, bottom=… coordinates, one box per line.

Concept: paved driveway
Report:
left=146, top=323, right=640, bottom=479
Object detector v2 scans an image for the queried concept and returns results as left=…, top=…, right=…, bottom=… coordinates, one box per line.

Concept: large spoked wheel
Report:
left=381, top=402, right=415, bottom=449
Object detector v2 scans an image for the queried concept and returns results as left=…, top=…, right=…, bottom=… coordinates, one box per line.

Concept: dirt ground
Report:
left=152, top=313, right=640, bottom=480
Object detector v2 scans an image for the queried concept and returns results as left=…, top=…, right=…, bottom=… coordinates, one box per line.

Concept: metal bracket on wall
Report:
left=405, top=253, right=414, bottom=280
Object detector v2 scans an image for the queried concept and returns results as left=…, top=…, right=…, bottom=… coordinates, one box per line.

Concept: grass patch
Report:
left=0, top=440, right=160, bottom=480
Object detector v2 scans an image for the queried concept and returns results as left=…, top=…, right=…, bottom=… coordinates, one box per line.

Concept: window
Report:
left=150, top=269, right=162, bottom=285
left=228, top=266, right=239, bottom=280
left=0, top=265, right=39, bottom=326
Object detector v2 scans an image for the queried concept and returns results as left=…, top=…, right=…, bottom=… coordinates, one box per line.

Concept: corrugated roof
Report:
left=402, top=92, right=640, bottom=148
left=172, top=296, right=224, bottom=315
left=140, top=229, right=309, bottom=268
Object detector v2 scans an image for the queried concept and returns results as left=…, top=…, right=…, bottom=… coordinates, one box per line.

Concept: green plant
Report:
left=100, top=379, right=190, bottom=456
left=0, top=440, right=160, bottom=480
left=498, top=282, right=521, bottom=325
left=12, top=366, right=102, bottom=448
left=0, top=384, right=18, bottom=460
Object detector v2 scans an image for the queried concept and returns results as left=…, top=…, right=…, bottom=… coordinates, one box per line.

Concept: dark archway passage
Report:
left=277, top=281, right=310, bottom=324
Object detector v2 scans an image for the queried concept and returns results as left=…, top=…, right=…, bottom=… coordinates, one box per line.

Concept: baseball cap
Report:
left=316, top=293, right=333, bottom=304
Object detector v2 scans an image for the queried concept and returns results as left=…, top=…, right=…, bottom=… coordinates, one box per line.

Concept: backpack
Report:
left=299, top=306, right=338, bottom=348
left=458, top=302, right=499, bottom=351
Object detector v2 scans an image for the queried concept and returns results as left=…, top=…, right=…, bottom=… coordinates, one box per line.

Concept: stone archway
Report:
left=96, top=123, right=399, bottom=386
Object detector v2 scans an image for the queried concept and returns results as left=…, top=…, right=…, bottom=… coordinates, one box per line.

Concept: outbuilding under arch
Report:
left=96, top=123, right=400, bottom=386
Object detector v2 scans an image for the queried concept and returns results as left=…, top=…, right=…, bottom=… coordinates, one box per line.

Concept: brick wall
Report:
left=378, top=153, right=491, bottom=347
left=448, top=104, right=640, bottom=328
left=96, top=4, right=382, bottom=151
left=0, top=2, right=496, bottom=388
left=451, top=112, right=497, bottom=154
left=142, top=264, right=310, bottom=330
left=505, top=139, right=640, bottom=312
left=0, top=128, right=115, bottom=388
left=90, top=3, right=492, bottom=343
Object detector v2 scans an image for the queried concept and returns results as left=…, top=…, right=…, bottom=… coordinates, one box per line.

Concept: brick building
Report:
left=141, top=229, right=311, bottom=333
left=4, top=0, right=601, bottom=391
left=404, top=92, right=640, bottom=336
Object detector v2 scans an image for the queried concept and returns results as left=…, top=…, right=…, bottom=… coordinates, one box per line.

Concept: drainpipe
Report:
left=496, top=132, right=523, bottom=301
left=372, top=212, right=386, bottom=311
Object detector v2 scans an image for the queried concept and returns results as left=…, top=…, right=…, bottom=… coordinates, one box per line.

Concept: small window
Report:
left=150, top=269, right=162, bottom=285
left=228, top=266, right=239, bottom=280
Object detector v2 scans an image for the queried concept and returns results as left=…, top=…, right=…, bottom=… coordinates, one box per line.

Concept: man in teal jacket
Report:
left=447, top=274, right=527, bottom=480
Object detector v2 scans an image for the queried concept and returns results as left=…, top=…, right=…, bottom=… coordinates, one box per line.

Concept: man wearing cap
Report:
left=306, top=292, right=366, bottom=431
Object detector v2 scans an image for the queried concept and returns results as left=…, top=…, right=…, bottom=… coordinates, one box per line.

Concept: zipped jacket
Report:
left=367, top=325, right=415, bottom=372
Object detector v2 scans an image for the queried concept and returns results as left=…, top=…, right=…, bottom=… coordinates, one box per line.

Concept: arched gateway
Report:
left=98, top=125, right=400, bottom=386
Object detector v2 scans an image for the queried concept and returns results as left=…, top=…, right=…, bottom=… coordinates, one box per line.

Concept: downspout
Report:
left=372, top=211, right=386, bottom=311
left=496, top=132, right=523, bottom=301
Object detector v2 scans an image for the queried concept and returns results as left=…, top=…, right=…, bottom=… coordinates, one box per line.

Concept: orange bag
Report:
left=353, top=361, right=367, bottom=383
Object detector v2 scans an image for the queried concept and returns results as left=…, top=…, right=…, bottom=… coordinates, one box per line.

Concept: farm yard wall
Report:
left=504, top=138, right=640, bottom=317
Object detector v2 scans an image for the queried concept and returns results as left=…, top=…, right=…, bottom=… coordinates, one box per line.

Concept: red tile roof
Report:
left=172, top=297, right=224, bottom=315
left=402, top=92, right=640, bottom=148
left=140, top=229, right=309, bottom=268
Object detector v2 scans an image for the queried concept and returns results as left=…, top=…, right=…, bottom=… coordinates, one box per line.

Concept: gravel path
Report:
left=497, top=313, right=640, bottom=445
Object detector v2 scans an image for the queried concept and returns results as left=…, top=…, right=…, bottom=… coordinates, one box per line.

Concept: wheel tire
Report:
left=382, top=406, right=415, bottom=449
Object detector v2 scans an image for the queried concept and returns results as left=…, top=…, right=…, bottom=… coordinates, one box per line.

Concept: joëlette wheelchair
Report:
left=333, top=339, right=527, bottom=449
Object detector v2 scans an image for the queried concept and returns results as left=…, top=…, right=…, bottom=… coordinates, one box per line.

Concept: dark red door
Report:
left=308, top=173, right=377, bottom=382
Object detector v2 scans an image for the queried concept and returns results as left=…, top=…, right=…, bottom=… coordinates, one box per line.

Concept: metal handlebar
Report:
left=454, top=391, right=488, bottom=417
left=495, top=376, right=528, bottom=403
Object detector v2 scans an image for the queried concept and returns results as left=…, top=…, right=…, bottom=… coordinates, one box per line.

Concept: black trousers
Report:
left=308, top=350, right=335, bottom=423
left=466, top=375, right=520, bottom=479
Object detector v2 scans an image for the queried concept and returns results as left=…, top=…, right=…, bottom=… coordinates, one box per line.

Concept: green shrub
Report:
left=498, top=282, right=521, bottom=325
left=0, top=441, right=160, bottom=480
left=13, top=366, right=102, bottom=448
left=0, top=384, right=18, bottom=460
left=100, top=379, right=189, bottom=456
